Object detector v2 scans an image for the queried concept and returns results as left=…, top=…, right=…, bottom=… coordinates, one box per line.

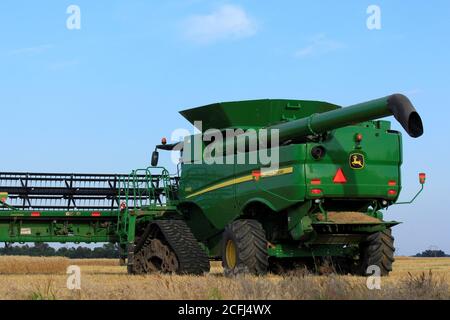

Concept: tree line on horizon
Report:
left=414, top=249, right=449, bottom=257
left=0, top=244, right=448, bottom=259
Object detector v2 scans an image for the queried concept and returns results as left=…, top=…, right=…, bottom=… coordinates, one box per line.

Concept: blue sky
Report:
left=0, top=0, right=449, bottom=254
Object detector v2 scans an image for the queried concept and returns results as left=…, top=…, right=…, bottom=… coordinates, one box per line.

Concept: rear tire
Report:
left=221, top=219, right=269, bottom=276
left=358, top=228, right=395, bottom=276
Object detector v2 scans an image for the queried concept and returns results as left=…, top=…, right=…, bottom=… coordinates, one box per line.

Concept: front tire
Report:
left=221, top=219, right=269, bottom=275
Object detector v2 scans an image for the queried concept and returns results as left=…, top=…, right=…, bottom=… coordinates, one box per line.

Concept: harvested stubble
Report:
left=0, top=256, right=70, bottom=274
left=70, top=259, right=120, bottom=266
left=0, top=257, right=449, bottom=300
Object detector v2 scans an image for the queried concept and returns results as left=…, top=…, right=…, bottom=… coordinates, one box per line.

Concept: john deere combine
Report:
left=0, top=94, right=424, bottom=276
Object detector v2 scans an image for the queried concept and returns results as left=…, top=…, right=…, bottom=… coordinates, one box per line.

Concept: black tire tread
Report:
left=130, top=219, right=210, bottom=275
left=154, top=220, right=210, bottom=275
left=360, top=228, right=395, bottom=276
left=222, top=219, right=269, bottom=275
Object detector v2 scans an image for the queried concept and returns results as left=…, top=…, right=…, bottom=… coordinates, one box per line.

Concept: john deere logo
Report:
left=349, top=153, right=365, bottom=169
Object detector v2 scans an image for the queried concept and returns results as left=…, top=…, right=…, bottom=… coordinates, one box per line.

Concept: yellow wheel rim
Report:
left=225, top=240, right=237, bottom=268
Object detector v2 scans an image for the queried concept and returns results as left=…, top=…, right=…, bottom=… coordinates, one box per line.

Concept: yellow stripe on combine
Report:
left=185, top=166, right=294, bottom=199
left=185, top=175, right=253, bottom=199
left=260, top=166, right=294, bottom=177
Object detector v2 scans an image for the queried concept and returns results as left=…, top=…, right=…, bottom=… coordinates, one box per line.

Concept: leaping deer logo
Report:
left=350, top=154, right=364, bottom=169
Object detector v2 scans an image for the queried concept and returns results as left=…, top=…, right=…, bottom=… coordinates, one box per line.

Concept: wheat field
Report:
left=0, top=256, right=449, bottom=300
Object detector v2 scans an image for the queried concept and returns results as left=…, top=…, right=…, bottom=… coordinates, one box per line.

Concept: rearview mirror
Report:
left=151, top=150, right=159, bottom=167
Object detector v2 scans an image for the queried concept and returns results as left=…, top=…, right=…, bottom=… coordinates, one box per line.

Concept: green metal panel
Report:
left=180, top=144, right=305, bottom=231
left=267, top=243, right=358, bottom=258
left=234, top=144, right=307, bottom=212
left=304, top=122, right=402, bottom=200
left=0, top=216, right=118, bottom=243
left=179, top=156, right=238, bottom=231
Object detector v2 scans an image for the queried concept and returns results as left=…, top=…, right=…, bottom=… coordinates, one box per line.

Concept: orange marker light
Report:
left=355, top=133, right=363, bottom=142
left=252, top=170, right=261, bottom=181
left=388, top=180, right=397, bottom=186
left=311, top=179, right=321, bottom=185
left=419, top=173, right=426, bottom=184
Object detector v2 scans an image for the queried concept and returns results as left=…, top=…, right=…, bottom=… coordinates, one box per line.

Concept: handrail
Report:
left=116, top=167, right=176, bottom=235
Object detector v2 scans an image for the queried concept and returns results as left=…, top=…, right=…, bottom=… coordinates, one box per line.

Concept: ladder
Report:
left=116, top=167, right=179, bottom=240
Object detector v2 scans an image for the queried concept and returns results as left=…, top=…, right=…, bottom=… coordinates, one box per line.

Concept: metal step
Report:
left=0, top=172, right=178, bottom=211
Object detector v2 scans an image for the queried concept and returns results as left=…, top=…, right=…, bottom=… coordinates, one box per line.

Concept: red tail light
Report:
left=91, top=212, right=101, bottom=217
left=31, top=212, right=41, bottom=217
left=311, top=189, right=322, bottom=195
left=388, top=190, right=397, bottom=196
left=311, top=179, right=321, bottom=185
left=388, top=180, right=397, bottom=186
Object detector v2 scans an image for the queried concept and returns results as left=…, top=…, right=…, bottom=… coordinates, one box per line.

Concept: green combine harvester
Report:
left=0, top=94, right=425, bottom=276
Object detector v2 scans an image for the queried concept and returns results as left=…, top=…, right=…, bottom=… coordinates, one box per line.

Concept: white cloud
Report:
left=183, top=4, right=257, bottom=44
left=294, top=34, right=345, bottom=58
left=8, top=44, right=53, bottom=56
